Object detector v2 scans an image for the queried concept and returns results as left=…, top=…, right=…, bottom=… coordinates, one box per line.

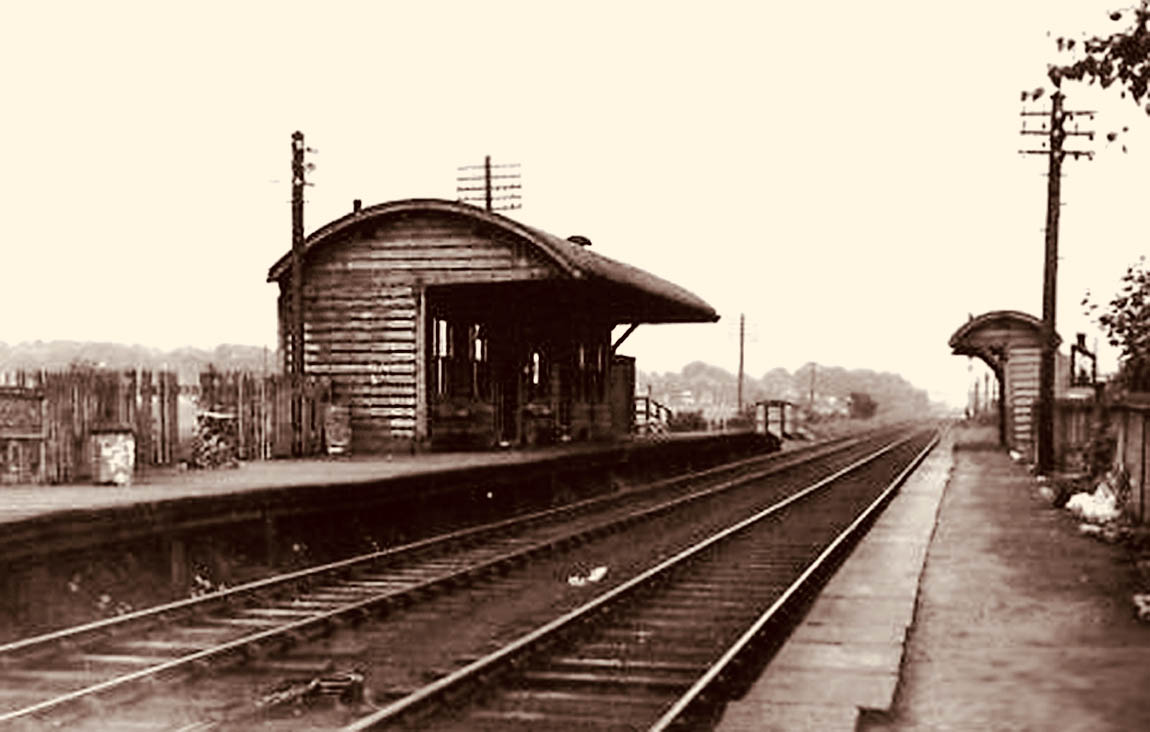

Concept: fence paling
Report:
left=197, top=370, right=331, bottom=459
left=4, top=367, right=332, bottom=483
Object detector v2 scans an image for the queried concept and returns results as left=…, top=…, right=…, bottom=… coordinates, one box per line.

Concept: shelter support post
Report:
left=612, top=324, right=639, bottom=354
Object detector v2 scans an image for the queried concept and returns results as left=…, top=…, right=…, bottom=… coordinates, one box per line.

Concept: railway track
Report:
left=0, top=425, right=927, bottom=730
left=343, top=428, right=938, bottom=731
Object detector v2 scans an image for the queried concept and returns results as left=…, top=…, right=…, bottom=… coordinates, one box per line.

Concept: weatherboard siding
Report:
left=1007, top=346, right=1041, bottom=451
left=305, top=212, right=555, bottom=285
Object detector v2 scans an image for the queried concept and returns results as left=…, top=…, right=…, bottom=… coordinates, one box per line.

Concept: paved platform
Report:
left=0, top=442, right=590, bottom=526
left=0, top=431, right=754, bottom=526
left=719, top=424, right=1150, bottom=732
left=0, top=430, right=776, bottom=564
left=716, top=426, right=955, bottom=731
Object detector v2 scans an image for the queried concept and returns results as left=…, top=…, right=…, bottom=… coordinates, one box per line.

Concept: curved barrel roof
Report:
left=948, top=310, right=1061, bottom=354
left=267, top=199, right=718, bottom=324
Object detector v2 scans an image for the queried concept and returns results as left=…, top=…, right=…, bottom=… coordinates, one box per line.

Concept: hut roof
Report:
left=267, top=199, right=718, bottom=324
left=948, top=310, right=1061, bottom=354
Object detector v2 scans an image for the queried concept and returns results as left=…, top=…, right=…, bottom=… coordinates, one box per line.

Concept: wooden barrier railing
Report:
left=634, top=395, right=672, bottom=435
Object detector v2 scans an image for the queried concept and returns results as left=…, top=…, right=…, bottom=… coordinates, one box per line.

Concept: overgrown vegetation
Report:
left=1083, top=257, right=1150, bottom=392
left=1048, top=0, right=1150, bottom=118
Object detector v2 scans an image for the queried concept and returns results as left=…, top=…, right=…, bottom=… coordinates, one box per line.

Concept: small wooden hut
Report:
left=268, top=199, right=717, bottom=452
left=949, top=310, right=1069, bottom=454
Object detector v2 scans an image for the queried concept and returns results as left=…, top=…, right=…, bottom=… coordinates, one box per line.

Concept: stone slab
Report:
left=803, top=595, right=917, bottom=630
left=790, top=621, right=907, bottom=645
left=770, top=639, right=904, bottom=672
left=716, top=701, right=860, bottom=732
left=736, top=667, right=901, bottom=709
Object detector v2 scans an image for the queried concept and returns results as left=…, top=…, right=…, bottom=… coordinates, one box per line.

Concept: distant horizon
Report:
left=0, top=338, right=949, bottom=405
left=0, top=337, right=927, bottom=375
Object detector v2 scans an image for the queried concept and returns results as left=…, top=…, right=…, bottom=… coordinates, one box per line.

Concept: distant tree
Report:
left=1083, top=257, right=1150, bottom=391
left=1045, top=0, right=1150, bottom=145
left=849, top=392, right=877, bottom=419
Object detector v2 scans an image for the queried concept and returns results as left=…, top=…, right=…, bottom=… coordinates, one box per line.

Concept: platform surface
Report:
left=716, top=425, right=954, bottom=731
left=720, top=424, right=1150, bottom=732
left=0, top=431, right=750, bottom=528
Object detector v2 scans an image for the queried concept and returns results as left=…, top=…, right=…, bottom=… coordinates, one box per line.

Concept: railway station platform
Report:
left=718, top=424, right=1150, bottom=732
left=0, top=430, right=786, bottom=642
left=0, top=430, right=771, bottom=570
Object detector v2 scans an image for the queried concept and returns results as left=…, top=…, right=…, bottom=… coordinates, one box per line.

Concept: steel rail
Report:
left=340, top=429, right=925, bottom=731
left=649, top=431, right=940, bottom=731
left=0, top=432, right=883, bottom=725
left=0, top=431, right=859, bottom=664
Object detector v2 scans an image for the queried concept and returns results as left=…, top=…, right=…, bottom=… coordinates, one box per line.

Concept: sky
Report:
left=1, top=1, right=1147, bottom=408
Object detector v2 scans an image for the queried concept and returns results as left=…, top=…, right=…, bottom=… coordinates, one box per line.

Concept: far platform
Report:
left=0, top=430, right=772, bottom=562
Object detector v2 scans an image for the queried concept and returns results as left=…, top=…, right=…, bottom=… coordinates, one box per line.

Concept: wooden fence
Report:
left=0, top=368, right=179, bottom=483
left=198, top=369, right=331, bottom=459
left=634, top=395, right=672, bottom=435
left=1113, top=394, right=1150, bottom=523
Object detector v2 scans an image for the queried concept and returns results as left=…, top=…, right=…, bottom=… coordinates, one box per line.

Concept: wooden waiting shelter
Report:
left=268, top=199, right=718, bottom=452
left=949, top=310, right=1068, bottom=454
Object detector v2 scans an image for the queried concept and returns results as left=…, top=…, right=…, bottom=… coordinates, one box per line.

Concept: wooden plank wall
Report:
left=284, top=211, right=559, bottom=453
left=1, top=369, right=179, bottom=483
left=1006, top=346, right=1040, bottom=452
left=0, top=386, right=45, bottom=484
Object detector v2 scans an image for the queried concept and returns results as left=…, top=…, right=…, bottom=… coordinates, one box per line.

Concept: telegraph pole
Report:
left=737, top=314, right=745, bottom=412
left=485, top=155, right=493, bottom=212
left=457, top=157, right=521, bottom=212
left=1038, top=92, right=1063, bottom=477
left=809, top=364, right=816, bottom=411
left=290, top=131, right=314, bottom=455
left=1020, top=91, right=1093, bottom=474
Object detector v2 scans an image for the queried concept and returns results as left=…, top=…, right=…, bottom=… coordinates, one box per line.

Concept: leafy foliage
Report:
left=1048, top=0, right=1150, bottom=115
left=1082, top=257, right=1150, bottom=391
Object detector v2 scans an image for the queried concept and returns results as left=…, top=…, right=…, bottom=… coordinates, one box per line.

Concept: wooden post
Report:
left=39, top=387, right=47, bottom=484
left=168, top=372, right=179, bottom=465
left=737, top=313, right=744, bottom=412
left=264, top=513, right=278, bottom=567
left=484, top=155, right=492, bottom=212
left=1037, top=93, right=1064, bottom=475
left=414, top=286, right=428, bottom=445
left=291, top=131, right=307, bottom=456
left=1141, top=411, right=1146, bottom=524
left=169, top=536, right=187, bottom=591
left=138, top=370, right=153, bottom=472
left=237, top=372, right=245, bottom=460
